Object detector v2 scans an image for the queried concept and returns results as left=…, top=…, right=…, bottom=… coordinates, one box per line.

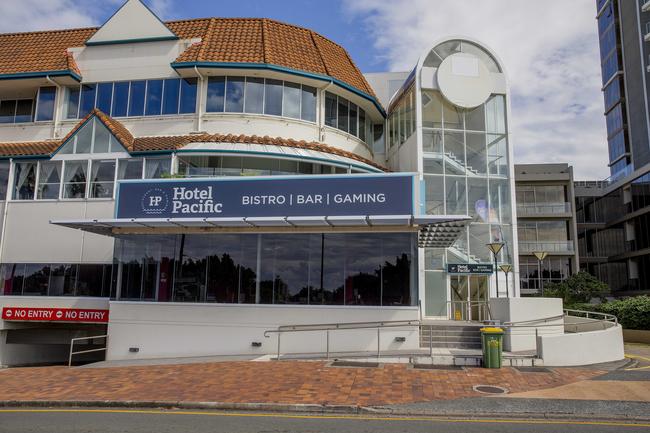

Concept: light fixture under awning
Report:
left=50, top=215, right=472, bottom=248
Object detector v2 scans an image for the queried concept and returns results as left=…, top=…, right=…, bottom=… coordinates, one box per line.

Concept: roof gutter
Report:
left=0, top=70, right=81, bottom=82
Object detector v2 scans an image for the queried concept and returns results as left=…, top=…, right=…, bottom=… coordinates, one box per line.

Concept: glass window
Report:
left=63, top=160, right=88, bottom=198
left=206, top=76, right=225, bottom=112
left=117, top=158, right=143, bottom=180
left=23, top=264, right=50, bottom=296
left=13, top=162, right=36, bottom=200
left=1, top=263, right=25, bottom=295
left=66, top=87, right=80, bottom=119
left=37, top=161, right=62, bottom=199
left=77, top=264, right=110, bottom=297
left=162, top=78, right=180, bottom=115
left=242, top=157, right=276, bottom=176
left=35, top=87, right=56, bottom=121
left=128, top=80, right=146, bottom=117
left=96, top=82, right=113, bottom=114
left=466, top=132, right=487, bottom=175
left=342, top=234, right=381, bottom=305
left=145, top=157, right=171, bottom=178
left=325, top=92, right=337, bottom=128
left=179, top=78, right=197, bottom=114
left=359, top=109, right=366, bottom=142
left=422, top=90, right=442, bottom=128
left=90, top=160, right=115, bottom=198
left=0, top=100, right=16, bottom=123
left=225, top=77, right=245, bottom=112
left=425, top=175, right=445, bottom=214
left=301, top=85, right=316, bottom=122
left=443, top=100, right=463, bottom=130
left=467, top=178, right=489, bottom=219
left=49, top=264, right=77, bottom=296
left=145, top=80, right=163, bottom=116
left=487, top=134, right=508, bottom=176
left=93, top=118, right=114, bottom=153
left=382, top=233, right=412, bottom=306
left=242, top=77, right=263, bottom=114
left=264, top=79, right=282, bottom=116
left=338, top=97, right=349, bottom=132
left=282, top=82, right=301, bottom=119
left=15, top=99, right=33, bottom=123
left=349, top=102, right=358, bottom=137
left=112, top=82, right=129, bottom=117
left=465, top=103, right=485, bottom=131
left=445, top=176, right=467, bottom=215
left=221, top=156, right=242, bottom=176
left=79, top=84, right=96, bottom=117
left=444, top=131, right=465, bottom=175
left=0, top=162, right=9, bottom=200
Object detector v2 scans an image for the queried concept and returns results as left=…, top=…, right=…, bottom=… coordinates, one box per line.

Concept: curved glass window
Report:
left=176, top=154, right=363, bottom=177
left=423, top=40, right=501, bottom=73
left=324, top=91, right=372, bottom=145
left=207, top=76, right=317, bottom=123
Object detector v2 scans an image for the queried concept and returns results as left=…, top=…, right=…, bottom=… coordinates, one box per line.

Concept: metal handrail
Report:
left=564, top=308, right=618, bottom=325
left=264, top=320, right=420, bottom=360
left=68, top=334, right=108, bottom=367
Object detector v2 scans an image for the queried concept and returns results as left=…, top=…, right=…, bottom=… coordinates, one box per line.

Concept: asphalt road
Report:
left=1, top=409, right=649, bottom=433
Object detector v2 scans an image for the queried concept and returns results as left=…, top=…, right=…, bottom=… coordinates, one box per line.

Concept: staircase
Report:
left=444, top=152, right=480, bottom=176
left=419, top=324, right=483, bottom=349
left=447, top=246, right=481, bottom=264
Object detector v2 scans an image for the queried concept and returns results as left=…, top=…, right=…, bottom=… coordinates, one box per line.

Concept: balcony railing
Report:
left=516, top=202, right=572, bottom=216
left=519, top=241, right=575, bottom=254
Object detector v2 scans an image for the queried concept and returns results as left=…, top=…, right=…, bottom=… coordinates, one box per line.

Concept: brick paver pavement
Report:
left=0, top=361, right=603, bottom=406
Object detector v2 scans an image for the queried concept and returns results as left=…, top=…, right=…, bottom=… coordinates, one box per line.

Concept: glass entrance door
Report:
left=450, top=275, right=489, bottom=321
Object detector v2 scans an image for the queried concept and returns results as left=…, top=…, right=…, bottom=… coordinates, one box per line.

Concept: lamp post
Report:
left=499, top=264, right=512, bottom=298
left=486, top=242, right=505, bottom=298
left=532, top=251, right=548, bottom=296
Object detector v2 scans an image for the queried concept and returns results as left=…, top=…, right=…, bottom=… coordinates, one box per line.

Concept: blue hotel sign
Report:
left=115, top=174, right=414, bottom=219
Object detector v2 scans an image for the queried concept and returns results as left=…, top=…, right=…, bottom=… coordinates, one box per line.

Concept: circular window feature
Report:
left=437, top=52, right=493, bottom=109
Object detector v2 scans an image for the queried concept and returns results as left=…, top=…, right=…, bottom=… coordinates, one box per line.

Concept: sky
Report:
left=0, top=0, right=608, bottom=180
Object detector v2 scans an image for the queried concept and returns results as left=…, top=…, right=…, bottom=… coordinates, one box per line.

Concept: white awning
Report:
left=51, top=214, right=472, bottom=248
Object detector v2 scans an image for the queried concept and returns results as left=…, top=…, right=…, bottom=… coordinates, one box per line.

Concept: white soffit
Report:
left=86, top=0, right=176, bottom=45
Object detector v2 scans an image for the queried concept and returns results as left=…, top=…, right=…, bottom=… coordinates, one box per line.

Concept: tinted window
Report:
left=145, top=80, right=163, bottom=116
left=128, top=80, right=146, bottom=116
left=36, top=87, right=56, bottom=121
left=338, top=98, right=349, bottom=132
left=96, top=82, right=113, bottom=114
left=206, top=77, right=225, bottom=112
left=66, top=87, right=80, bottom=119
left=244, top=77, right=264, bottom=114
left=283, top=82, right=301, bottom=119
left=112, top=82, right=129, bottom=117
left=79, top=84, right=96, bottom=117
left=162, top=78, right=180, bottom=115
left=15, top=100, right=33, bottom=123
left=0, top=100, right=16, bottom=123
left=264, top=79, right=282, bottom=116
left=225, top=77, right=244, bottom=112
left=325, top=92, right=337, bottom=127
left=179, top=78, right=197, bottom=114
left=349, top=102, right=358, bottom=136
left=0, top=162, right=9, bottom=200
left=301, top=85, right=316, bottom=122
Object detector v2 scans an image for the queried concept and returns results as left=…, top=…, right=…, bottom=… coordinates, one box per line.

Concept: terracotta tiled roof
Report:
left=0, top=112, right=386, bottom=171
left=0, top=28, right=94, bottom=77
left=0, top=17, right=377, bottom=102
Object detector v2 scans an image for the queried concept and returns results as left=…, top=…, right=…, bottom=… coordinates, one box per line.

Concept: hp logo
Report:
left=141, top=188, right=169, bottom=215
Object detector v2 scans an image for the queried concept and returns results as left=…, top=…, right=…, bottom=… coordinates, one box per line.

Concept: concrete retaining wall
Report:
left=538, top=324, right=625, bottom=366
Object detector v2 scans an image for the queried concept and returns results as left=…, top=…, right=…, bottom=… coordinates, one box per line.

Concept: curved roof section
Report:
left=0, top=18, right=377, bottom=103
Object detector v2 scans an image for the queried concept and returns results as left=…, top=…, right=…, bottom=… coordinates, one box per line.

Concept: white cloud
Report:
left=344, top=0, right=608, bottom=180
left=0, top=0, right=172, bottom=33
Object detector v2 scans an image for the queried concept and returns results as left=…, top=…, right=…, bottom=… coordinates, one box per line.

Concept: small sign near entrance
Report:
left=447, top=264, right=494, bottom=274
left=1, top=307, right=109, bottom=323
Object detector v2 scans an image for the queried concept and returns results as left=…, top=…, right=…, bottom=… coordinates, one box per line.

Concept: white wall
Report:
left=489, top=297, right=564, bottom=352
left=1, top=200, right=115, bottom=263
left=106, top=302, right=419, bottom=360
left=539, top=324, right=624, bottom=366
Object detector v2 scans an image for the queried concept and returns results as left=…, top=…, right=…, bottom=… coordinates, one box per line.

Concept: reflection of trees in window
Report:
left=382, top=253, right=411, bottom=305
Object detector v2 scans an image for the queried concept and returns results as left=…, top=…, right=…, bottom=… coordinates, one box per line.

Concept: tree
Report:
left=543, top=271, right=608, bottom=305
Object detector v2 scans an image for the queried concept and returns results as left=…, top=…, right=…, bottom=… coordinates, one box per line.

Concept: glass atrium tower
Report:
left=384, top=38, right=518, bottom=318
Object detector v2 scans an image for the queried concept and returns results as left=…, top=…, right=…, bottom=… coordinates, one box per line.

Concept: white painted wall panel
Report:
left=106, top=302, right=419, bottom=360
